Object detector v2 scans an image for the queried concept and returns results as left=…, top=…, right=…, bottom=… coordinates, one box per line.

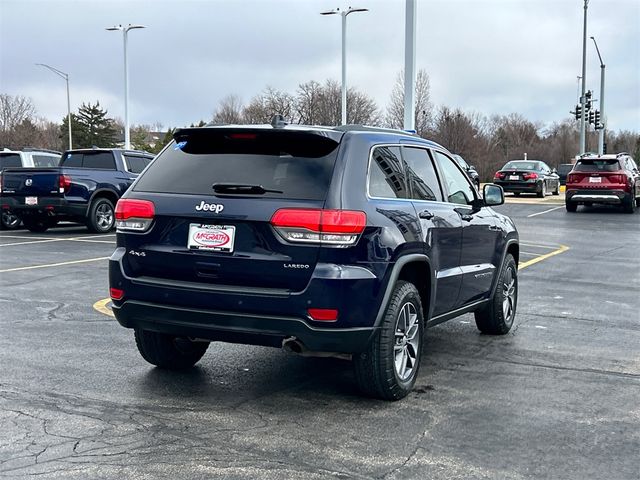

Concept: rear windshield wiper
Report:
left=212, top=183, right=283, bottom=195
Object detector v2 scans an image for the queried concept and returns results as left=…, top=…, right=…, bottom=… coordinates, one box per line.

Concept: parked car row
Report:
left=0, top=148, right=154, bottom=232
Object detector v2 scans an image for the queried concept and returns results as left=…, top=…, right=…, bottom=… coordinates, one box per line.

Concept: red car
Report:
left=565, top=153, right=640, bottom=213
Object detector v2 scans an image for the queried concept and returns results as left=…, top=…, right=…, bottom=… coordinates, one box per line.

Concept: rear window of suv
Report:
left=133, top=129, right=340, bottom=200
left=574, top=160, right=620, bottom=172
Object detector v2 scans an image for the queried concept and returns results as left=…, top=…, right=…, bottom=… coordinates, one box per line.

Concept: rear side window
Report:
left=124, top=155, right=151, bottom=174
left=403, top=147, right=442, bottom=201
left=0, top=153, right=22, bottom=169
left=575, top=160, right=620, bottom=172
left=82, top=152, right=116, bottom=169
left=33, top=155, right=59, bottom=167
left=134, top=130, right=340, bottom=200
left=368, top=146, right=407, bottom=199
left=62, top=152, right=116, bottom=169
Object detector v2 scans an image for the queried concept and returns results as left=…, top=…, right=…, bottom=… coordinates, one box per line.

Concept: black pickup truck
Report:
left=0, top=148, right=154, bottom=233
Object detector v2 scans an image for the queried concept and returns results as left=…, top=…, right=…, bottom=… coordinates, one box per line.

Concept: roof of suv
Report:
left=578, top=152, right=631, bottom=161
left=177, top=123, right=446, bottom=151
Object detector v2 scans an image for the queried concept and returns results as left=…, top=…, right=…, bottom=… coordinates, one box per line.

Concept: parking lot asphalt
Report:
left=0, top=203, right=638, bottom=479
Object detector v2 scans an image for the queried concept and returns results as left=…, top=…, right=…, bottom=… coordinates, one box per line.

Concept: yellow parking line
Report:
left=519, top=245, right=569, bottom=270
left=0, top=256, right=109, bottom=273
left=93, top=297, right=115, bottom=318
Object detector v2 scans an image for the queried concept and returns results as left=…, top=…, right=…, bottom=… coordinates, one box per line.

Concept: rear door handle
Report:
left=418, top=209, right=434, bottom=220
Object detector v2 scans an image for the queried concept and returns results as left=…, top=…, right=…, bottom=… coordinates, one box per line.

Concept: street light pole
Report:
left=591, top=36, right=606, bottom=155
left=403, top=0, right=417, bottom=131
left=106, top=24, right=146, bottom=149
left=35, top=63, right=72, bottom=149
left=321, top=7, right=368, bottom=125
left=579, top=0, right=588, bottom=155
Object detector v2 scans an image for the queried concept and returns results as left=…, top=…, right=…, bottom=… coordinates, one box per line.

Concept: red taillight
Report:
left=270, top=208, right=366, bottom=246
left=58, top=174, right=72, bottom=193
left=523, top=172, right=538, bottom=180
left=110, top=288, right=124, bottom=300
left=307, top=308, right=338, bottom=321
left=494, top=171, right=505, bottom=180
left=115, top=199, right=155, bottom=232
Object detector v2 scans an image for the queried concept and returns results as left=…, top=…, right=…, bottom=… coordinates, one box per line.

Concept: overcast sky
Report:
left=1, top=0, right=638, bottom=132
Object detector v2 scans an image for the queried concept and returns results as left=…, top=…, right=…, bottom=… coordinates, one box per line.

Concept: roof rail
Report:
left=22, top=147, right=62, bottom=154
left=332, top=124, right=418, bottom=137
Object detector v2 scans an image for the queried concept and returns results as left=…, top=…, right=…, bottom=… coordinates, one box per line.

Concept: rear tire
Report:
left=537, top=181, right=546, bottom=198
left=87, top=198, right=115, bottom=233
left=22, top=217, right=52, bottom=233
left=0, top=210, right=21, bottom=230
left=565, top=202, right=577, bottom=212
left=475, top=254, right=517, bottom=335
left=623, top=194, right=636, bottom=214
left=353, top=281, right=424, bottom=401
left=134, top=329, right=209, bottom=369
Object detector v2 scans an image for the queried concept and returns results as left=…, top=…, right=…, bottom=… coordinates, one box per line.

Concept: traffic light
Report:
left=585, top=90, right=593, bottom=111
left=588, top=110, right=595, bottom=125
left=574, top=104, right=582, bottom=120
left=594, top=110, right=601, bottom=129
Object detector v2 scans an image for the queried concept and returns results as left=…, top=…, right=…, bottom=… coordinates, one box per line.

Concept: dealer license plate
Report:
left=509, top=175, right=519, bottom=181
left=187, top=224, right=235, bottom=252
left=25, top=196, right=38, bottom=205
left=589, top=177, right=602, bottom=183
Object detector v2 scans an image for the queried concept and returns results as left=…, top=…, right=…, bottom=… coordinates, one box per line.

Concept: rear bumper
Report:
left=494, top=180, right=538, bottom=193
left=109, top=247, right=385, bottom=353
left=112, top=300, right=375, bottom=353
left=566, top=189, right=628, bottom=204
left=1, top=196, right=86, bottom=218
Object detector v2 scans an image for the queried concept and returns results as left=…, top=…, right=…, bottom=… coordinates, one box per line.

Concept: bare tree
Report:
left=242, top=87, right=295, bottom=124
left=295, top=81, right=324, bottom=125
left=212, top=94, right=244, bottom=124
left=0, top=94, right=36, bottom=134
left=385, top=69, right=433, bottom=137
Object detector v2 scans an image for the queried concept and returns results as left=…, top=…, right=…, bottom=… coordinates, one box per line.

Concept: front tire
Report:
left=553, top=182, right=560, bottom=195
left=353, top=281, right=424, bottom=401
left=474, top=254, right=517, bottom=335
left=87, top=198, right=115, bottom=233
left=134, top=329, right=209, bottom=369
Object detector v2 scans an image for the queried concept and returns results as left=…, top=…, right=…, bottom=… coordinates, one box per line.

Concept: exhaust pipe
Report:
left=282, top=337, right=351, bottom=361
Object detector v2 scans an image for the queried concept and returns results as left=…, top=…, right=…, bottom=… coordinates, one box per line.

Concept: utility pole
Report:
left=579, top=0, right=588, bottom=154
left=36, top=64, right=72, bottom=149
left=403, top=0, right=417, bottom=131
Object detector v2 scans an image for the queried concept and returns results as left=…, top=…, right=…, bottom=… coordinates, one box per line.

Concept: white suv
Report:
left=0, top=148, right=61, bottom=229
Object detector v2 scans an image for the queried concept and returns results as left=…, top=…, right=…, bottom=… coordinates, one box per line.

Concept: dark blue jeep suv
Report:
left=109, top=122, right=519, bottom=400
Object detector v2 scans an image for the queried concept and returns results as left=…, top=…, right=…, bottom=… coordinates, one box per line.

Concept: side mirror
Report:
left=483, top=184, right=504, bottom=206
left=469, top=165, right=476, bottom=170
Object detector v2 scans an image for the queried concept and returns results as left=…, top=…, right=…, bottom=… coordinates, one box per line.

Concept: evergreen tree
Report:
left=61, top=102, right=117, bottom=148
